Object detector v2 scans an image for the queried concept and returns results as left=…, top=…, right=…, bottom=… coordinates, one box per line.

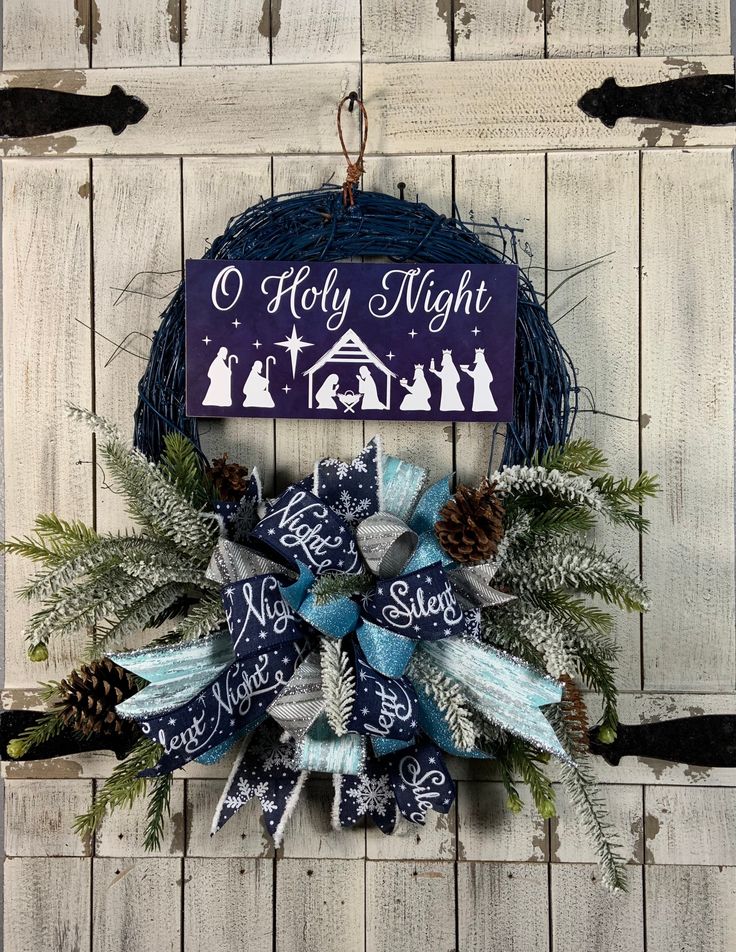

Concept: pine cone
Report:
left=206, top=454, right=249, bottom=502
left=435, top=479, right=505, bottom=564
left=57, top=658, right=139, bottom=739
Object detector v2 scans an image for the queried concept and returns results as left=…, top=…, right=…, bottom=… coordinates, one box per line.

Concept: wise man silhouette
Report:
left=461, top=349, right=497, bottom=412
left=399, top=364, right=431, bottom=411
left=429, top=351, right=464, bottom=412
left=203, top=346, right=233, bottom=407
left=242, top=359, right=275, bottom=408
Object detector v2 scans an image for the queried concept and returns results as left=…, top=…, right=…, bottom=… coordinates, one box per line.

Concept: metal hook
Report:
left=347, top=91, right=358, bottom=113
left=397, top=181, right=406, bottom=201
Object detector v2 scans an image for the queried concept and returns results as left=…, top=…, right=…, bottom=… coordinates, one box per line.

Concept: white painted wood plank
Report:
left=641, top=149, right=735, bottom=691
left=457, top=781, right=548, bottom=862
left=3, top=0, right=90, bottom=69
left=362, top=155, right=455, bottom=482
left=366, top=810, right=455, bottom=860
left=551, top=864, right=644, bottom=951
left=364, top=57, right=736, bottom=154
left=547, top=150, right=641, bottom=690
left=92, top=157, right=181, bottom=531
left=0, top=64, right=361, bottom=157
left=92, top=857, right=182, bottom=952
left=362, top=0, right=450, bottom=62
left=94, top=780, right=185, bottom=856
left=3, top=58, right=736, bottom=157
left=275, top=859, right=364, bottom=952
left=182, top=156, right=276, bottom=491
left=645, top=866, right=736, bottom=952
left=4, top=857, right=91, bottom=952
left=457, top=862, right=549, bottom=952
left=184, top=858, right=273, bottom=952
left=91, top=0, right=180, bottom=67
left=645, top=786, right=736, bottom=865
left=271, top=0, right=361, bottom=64
left=640, top=1, right=732, bottom=56
left=3, top=159, right=93, bottom=685
left=454, top=151, right=546, bottom=482
left=4, top=780, right=93, bottom=856
left=365, top=860, right=455, bottom=952
left=272, top=155, right=365, bottom=486
left=454, top=0, right=544, bottom=60
left=185, top=778, right=273, bottom=857
left=280, top=778, right=365, bottom=859
left=546, top=1, right=638, bottom=57
left=182, top=0, right=269, bottom=66
left=551, top=782, right=643, bottom=864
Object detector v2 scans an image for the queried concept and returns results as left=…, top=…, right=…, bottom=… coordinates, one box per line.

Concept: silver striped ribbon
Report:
left=356, top=512, right=418, bottom=578
left=267, top=653, right=325, bottom=739
left=206, top=538, right=290, bottom=585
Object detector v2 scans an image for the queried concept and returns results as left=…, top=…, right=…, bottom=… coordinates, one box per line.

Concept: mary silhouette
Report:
left=357, top=366, right=384, bottom=410
left=315, top=373, right=340, bottom=410
left=203, top=346, right=234, bottom=407
left=429, top=351, right=464, bottom=412
left=242, top=358, right=275, bottom=408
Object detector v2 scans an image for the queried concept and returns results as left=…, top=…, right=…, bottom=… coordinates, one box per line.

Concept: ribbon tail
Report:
left=421, top=638, right=569, bottom=761
left=211, top=723, right=307, bottom=847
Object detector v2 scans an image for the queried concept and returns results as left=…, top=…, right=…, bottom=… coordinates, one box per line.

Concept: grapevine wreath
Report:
left=2, top=97, right=655, bottom=893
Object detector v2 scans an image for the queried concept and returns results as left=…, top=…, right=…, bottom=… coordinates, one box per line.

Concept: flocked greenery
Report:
left=5, top=421, right=653, bottom=882
left=2, top=408, right=223, bottom=660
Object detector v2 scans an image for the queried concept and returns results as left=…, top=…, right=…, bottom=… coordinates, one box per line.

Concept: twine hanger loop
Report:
left=337, top=92, right=368, bottom=206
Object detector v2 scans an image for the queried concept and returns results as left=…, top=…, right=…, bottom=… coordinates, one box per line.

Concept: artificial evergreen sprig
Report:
left=407, top=652, right=477, bottom=752
left=3, top=412, right=222, bottom=658
left=548, top=704, right=628, bottom=893
left=73, top=736, right=165, bottom=847
left=312, top=570, right=374, bottom=605
left=320, top=638, right=356, bottom=736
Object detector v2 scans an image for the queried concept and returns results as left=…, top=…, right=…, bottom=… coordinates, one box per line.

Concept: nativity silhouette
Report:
left=202, top=346, right=237, bottom=407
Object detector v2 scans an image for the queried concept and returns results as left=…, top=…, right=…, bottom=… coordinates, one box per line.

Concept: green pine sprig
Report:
left=73, top=737, right=163, bottom=843
left=311, top=570, right=374, bottom=605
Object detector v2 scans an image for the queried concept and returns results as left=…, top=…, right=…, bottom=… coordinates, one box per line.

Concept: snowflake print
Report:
left=253, top=733, right=295, bottom=773
left=237, top=777, right=270, bottom=801
left=347, top=772, right=394, bottom=817
left=335, top=489, right=371, bottom=526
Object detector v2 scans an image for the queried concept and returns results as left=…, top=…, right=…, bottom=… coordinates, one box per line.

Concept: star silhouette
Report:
left=276, top=324, right=314, bottom=377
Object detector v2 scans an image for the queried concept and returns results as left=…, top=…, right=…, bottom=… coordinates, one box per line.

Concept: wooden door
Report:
left=2, top=3, right=735, bottom=951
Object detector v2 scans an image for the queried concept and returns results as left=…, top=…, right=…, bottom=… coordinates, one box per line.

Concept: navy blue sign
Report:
left=185, top=260, right=518, bottom=422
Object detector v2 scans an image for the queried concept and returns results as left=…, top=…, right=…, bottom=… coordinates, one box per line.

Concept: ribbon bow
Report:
left=111, top=438, right=569, bottom=842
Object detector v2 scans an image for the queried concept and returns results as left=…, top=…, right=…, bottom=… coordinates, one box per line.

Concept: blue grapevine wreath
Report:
left=1, top=105, right=656, bottom=891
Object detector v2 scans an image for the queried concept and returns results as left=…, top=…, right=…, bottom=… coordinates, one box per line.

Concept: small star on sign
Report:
left=386, top=351, right=395, bottom=360
left=232, top=318, right=241, bottom=329
left=253, top=339, right=262, bottom=349
left=202, top=336, right=212, bottom=346
left=282, top=384, right=291, bottom=394
left=408, top=329, right=418, bottom=338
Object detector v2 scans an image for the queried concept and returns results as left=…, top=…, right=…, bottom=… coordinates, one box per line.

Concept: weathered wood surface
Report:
left=3, top=2, right=736, bottom=952
left=0, top=57, right=735, bottom=158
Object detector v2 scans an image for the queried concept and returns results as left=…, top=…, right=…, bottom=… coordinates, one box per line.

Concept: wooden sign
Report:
left=185, top=260, right=518, bottom=422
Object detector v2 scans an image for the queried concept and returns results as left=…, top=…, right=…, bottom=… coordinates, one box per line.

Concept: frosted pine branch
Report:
left=408, top=652, right=477, bottom=751
left=68, top=406, right=218, bottom=557
left=490, top=464, right=605, bottom=511
left=320, top=639, right=356, bottom=737
left=498, top=538, right=649, bottom=612
left=549, top=707, right=628, bottom=893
